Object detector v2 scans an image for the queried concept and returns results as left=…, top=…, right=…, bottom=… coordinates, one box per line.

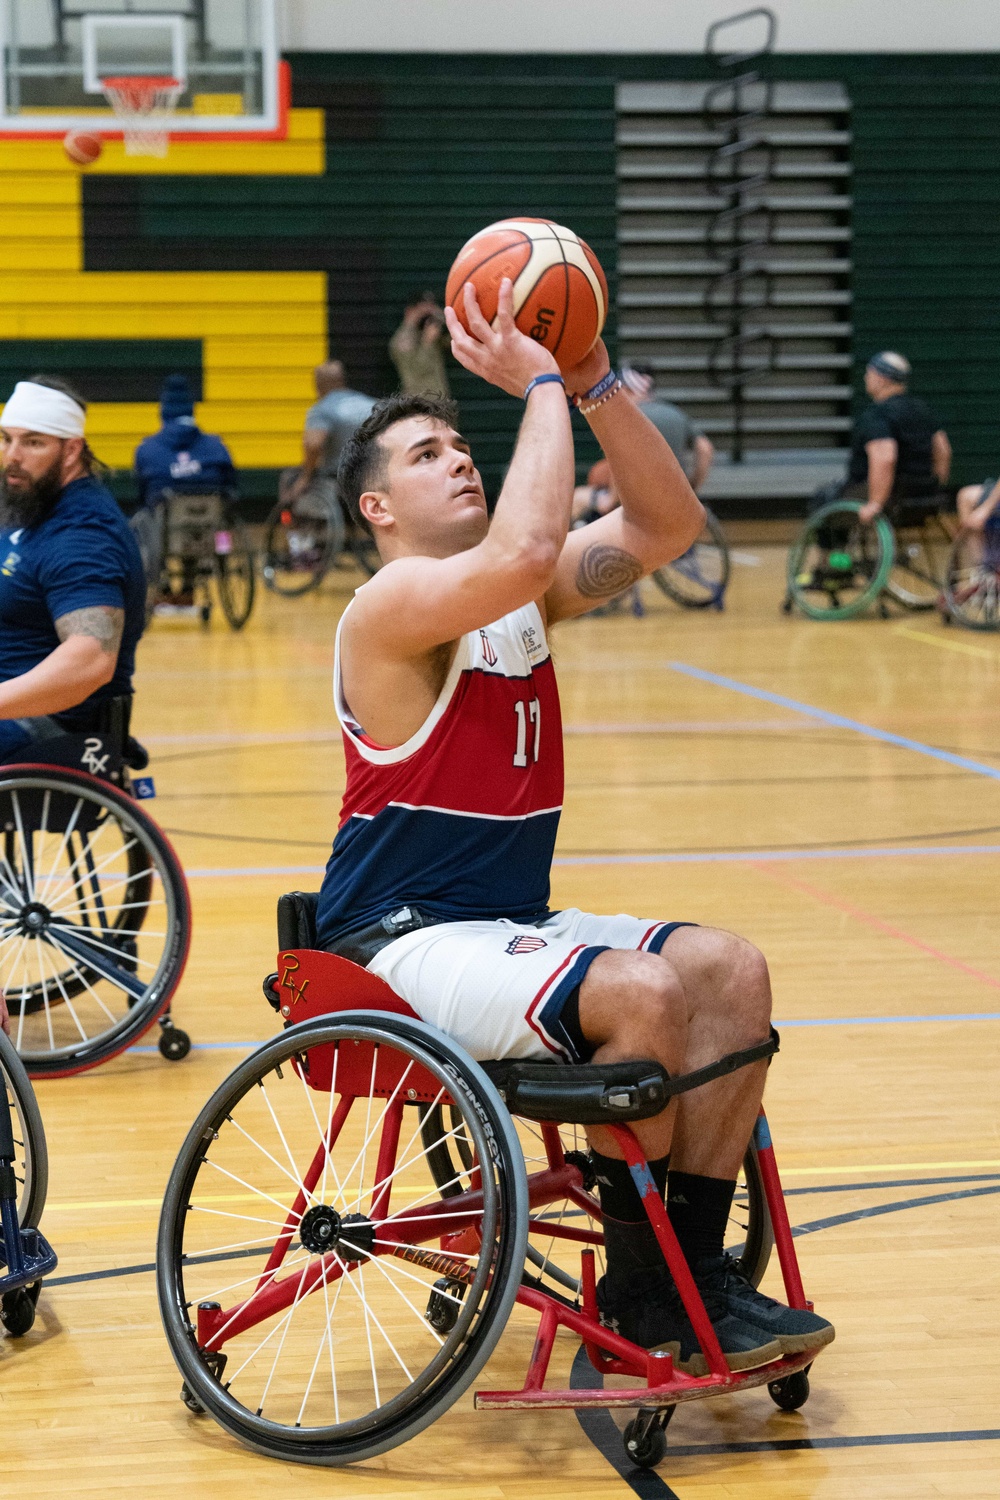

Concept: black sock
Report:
left=591, top=1150, right=669, bottom=1298
left=666, top=1170, right=737, bottom=1269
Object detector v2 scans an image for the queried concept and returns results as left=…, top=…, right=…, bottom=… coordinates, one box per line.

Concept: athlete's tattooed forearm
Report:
left=575, top=544, right=644, bottom=599
left=55, top=605, right=125, bottom=657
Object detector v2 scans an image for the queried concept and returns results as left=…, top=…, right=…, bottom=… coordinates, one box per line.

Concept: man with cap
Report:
left=0, top=377, right=146, bottom=762
left=133, top=374, right=237, bottom=508
left=844, top=352, right=951, bottom=523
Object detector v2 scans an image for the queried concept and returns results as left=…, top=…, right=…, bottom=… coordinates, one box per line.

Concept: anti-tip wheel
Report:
left=623, top=1407, right=671, bottom=1469
left=159, top=1027, right=192, bottom=1061
left=768, top=1365, right=811, bottom=1411
left=1, top=1287, right=37, bottom=1337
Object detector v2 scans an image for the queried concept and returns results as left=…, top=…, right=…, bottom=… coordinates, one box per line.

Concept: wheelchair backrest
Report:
left=162, top=491, right=226, bottom=554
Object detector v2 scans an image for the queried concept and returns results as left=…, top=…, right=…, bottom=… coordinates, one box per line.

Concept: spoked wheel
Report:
left=422, top=1109, right=772, bottom=1297
left=214, top=518, right=256, bottom=630
left=0, top=1028, right=48, bottom=1226
left=942, top=529, right=1000, bottom=630
left=157, top=1013, right=528, bottom=1465
left=651, top=507, right=730, bottom=609
left=0, top=768, right=190, bottom=1077
left=883, top=515, right=950, bottom=611
left=785, top=501, right=894, bottom=620
left=262, top=479, right=346, bottom=597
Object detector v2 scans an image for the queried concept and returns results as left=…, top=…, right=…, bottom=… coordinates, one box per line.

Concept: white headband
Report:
left=0, top=381, right=86, bottom=440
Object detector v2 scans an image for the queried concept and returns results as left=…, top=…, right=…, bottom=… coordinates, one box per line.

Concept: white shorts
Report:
left=366, top=908, right=693, bottom=1063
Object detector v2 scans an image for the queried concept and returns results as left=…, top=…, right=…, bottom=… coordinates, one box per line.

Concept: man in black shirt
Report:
left=846, top=352, right=951, bottom=522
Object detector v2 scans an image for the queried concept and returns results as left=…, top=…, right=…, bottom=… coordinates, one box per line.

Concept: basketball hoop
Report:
left=101, top=75, right=182, bottom=157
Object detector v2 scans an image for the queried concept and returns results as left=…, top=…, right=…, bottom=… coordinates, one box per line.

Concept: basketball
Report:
left=445, top=217, right=608, bottom=373
left=63, top=131, right=103, bottom=165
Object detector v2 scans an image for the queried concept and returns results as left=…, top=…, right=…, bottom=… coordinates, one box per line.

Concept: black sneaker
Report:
left=596, top=1272, right=782, bottom=1377
left=693, top=1255, right=835, bottom=1355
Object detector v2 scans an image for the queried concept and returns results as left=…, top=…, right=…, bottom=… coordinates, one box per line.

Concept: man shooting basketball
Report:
left=315, top=281, right=833, bottom=1373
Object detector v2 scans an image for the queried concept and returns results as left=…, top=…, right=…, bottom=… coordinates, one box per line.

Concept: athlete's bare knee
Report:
left=579, top=950, right=686, bottom=1062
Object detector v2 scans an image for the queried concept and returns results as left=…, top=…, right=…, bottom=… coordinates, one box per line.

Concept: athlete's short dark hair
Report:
left=337, top=392, right=460, bottom=538
left=28, top=373, right=104, bottom=476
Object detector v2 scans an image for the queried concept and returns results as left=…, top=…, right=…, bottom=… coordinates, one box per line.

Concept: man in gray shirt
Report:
left=622, top=365, right=715, bottom=492
left=291, top=361, right=376, bottom=497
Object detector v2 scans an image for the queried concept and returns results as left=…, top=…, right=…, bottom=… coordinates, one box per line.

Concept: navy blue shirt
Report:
left=134, top=420, right=237, bottom=507
left=0, top=475, right=146, bottom=729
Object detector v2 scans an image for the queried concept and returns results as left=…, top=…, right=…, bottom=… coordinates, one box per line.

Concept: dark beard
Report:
left=0, top=460, right=65, bottom=531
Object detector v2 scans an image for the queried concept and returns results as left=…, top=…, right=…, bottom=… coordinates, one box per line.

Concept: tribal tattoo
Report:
left=55, top=605, right=125, bottom=656
left=575, top=543, right=644, bottom=599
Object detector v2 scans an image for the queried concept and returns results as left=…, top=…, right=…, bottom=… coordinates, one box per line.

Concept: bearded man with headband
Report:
left=0, top=377, right=146, bottom=762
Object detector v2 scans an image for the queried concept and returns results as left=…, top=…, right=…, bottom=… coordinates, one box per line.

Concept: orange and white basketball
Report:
left=446, top=217, right=608, bottom=373
left=63, top=131, right=103, bottom=166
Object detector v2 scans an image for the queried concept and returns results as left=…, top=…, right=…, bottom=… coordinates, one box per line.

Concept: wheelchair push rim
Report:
left=0, top=767, right=190, bottom=1077
left=651, top=506, right=730, bottom=609
left=786, top=500, right=894, bottom=620
left=157, top=1013, right=528, bottom=1466
left=0, top=1028, right=48, bottom=1227
left=942, top=528, right=1000, bottom=630
left=262, top=479, right=346, bottom=597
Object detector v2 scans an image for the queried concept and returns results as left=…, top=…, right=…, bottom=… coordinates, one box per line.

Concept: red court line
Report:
left=749, top=861, right=1000, bottom=993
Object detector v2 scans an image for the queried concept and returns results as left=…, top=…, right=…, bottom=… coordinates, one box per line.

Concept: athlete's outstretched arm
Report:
left=545, top=344, right=705, bottom=623
left=351, top=280, right=575, bottom=655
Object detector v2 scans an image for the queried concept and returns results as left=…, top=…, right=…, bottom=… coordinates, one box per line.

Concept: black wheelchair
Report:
left=131, top=489, right=255, bottom=630
left=651, top=506, right=731, bottom=611
left=0, top=697, right=192, bottom=1077
left=0, top=1021, right=56, bottom=1336
left=784, top=491, right=956, bottom=621
left=261, top=473, right=380, bottom=597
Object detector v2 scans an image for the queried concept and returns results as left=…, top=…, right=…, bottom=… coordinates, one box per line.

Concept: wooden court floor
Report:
left=6, top=546, right=999, bottom=1499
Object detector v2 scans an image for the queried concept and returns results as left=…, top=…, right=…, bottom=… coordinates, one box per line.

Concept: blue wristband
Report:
left=581, top=369, right=617, bottom=402
left=523, top=373, right=565, bottom=401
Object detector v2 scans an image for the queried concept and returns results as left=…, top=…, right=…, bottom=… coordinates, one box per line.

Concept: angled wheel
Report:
left=942, top=528, right=1000, bottom=630
left=0, top=1028, right=47, bottom=1226
left=0, top=768, right=190, bottom=1077
left=214, top=518, right=256, bottom=630
left=786, top=501, right=894, bottom=620
left=651, top=507, right=730, bottom=609
left=262, top=479, right=345, bottom=597
left=883, top=513, right=950, bottom=611
left=157, top=1013, right=528, bottom=1465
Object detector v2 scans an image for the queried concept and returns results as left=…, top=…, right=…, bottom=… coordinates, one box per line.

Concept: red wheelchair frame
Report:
left=186, top=947, right=821, bottom=1441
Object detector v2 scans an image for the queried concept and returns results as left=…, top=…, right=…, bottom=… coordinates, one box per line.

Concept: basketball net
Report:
left=101, top=75, right=182, bottom=157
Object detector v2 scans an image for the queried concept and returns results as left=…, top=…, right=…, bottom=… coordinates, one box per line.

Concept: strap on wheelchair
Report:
left=658, top=1025, right=779, bottom=1100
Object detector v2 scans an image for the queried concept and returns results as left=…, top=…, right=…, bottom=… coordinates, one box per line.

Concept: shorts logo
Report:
left=505, top=935, right=548, bottom=955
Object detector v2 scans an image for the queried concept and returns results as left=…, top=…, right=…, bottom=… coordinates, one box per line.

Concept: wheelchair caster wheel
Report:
left=180, top=1380, right=205, bottom=1414
left=159, top=1027, right=191, bottom=1061
left=425, top=1276, right=465, bottom=1334
left=780, top=595, right=793, bottom=615
left=623, top=1406, right=671, bottom=1469
left=768, top=1364, right=811, bottom=1411
left=1, top=1286, right=38, bottom=1337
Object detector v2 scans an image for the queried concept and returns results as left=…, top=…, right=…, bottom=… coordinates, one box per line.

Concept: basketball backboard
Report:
left=0, top=0, right=285, bottom=139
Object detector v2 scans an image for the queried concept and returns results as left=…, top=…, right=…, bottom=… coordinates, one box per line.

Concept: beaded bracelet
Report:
left=577, top=378, right=624, bottom=417
left=523, top=372, right=566, bottom=401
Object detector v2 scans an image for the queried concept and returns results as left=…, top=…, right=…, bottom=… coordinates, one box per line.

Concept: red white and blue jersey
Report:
left=315, top=600, right=563, bottom=947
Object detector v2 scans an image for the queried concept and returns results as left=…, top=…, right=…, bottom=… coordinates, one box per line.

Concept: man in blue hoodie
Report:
left=134, top=375, right=237, bottom=508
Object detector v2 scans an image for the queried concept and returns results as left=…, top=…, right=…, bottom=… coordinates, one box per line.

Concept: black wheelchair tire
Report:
left=214, top=519, right=256, bottom=630
left=651, top=507, right=730, bottom=609
left=0, top=1028, right=48, bottom=1227
left=261, top=487, right=346, bottom=597
left=1, top=767, right=190, bottom=1077
left=157, top=1013, right=528, bottom=1466
left=942, top=530, right=1000, bottom=631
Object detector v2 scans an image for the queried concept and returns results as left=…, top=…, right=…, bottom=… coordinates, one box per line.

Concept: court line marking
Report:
left=667, top=660, right=1000, bottom=781
left=751, top=861, right=1000, bottom=992
left=894, top=624, right=1000, bottom=661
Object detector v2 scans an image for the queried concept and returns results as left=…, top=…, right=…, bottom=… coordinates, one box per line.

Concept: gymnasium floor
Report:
left=7, top=544, right=999, bottom=1499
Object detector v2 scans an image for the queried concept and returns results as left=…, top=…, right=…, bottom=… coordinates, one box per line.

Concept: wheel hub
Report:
left=298, top=1204, right=377, bottom=1261
left=17, top=900, right=52, bottom=936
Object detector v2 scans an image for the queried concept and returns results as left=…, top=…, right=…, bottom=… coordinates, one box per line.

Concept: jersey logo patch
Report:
left=505, top=935, right=548, bottom=955
left=479, top=630, right=498, bottom=666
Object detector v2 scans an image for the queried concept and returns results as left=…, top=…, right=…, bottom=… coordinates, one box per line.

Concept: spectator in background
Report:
left=622, top=364, right=715, bottom=492
left=133, top=374, right=237, bottom=507
left=291, top=361, right=376, bottom=499
left=389, top=295, right=451, bottom=397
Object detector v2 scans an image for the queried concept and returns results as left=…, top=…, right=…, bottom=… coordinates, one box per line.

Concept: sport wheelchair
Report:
left=131, top=489, right=255, bottom=630
left=0, top=697, right=192, bottom=1076
left=651, top=506, right=731, bottom=611
left=0, top=1018, right=57, bottom=1337
left=157, top=891, right=826, bottom=1473
left=940, top=523, right=1000, bottom=631
left=261, top=473, right=380, bottom=598
left=784, top=493, right=955, bottom=621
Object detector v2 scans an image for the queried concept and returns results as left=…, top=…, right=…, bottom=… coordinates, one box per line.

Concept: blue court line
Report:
left=668, top=661, right=1000, bottom=782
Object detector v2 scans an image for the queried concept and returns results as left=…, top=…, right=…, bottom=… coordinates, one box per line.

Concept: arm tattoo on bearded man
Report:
left=575, top=543, right=644, bottom=599
left=55, top=606, right=125, bottom=657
